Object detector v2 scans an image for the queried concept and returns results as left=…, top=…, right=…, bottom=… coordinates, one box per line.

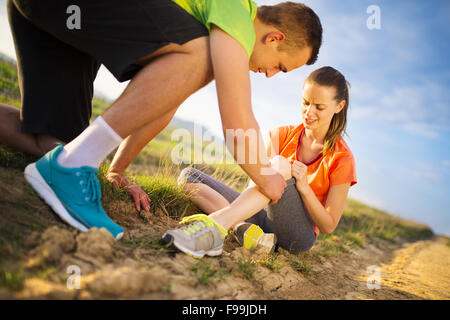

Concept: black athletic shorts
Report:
left=8, top=0, right=209, bottom=142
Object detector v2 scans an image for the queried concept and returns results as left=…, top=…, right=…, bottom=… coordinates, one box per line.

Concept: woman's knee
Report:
left=177, top=167, right=202, bottom=186
left=270, top=155, right=292, bottom=180
left=281, top=236, right=316, bottom=254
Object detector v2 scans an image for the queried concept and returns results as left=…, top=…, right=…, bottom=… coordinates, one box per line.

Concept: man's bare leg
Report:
left=0, top=103, right=63, bottom=156
left=107, top=43, right=214, bottom=175
left=102, top=37, right=212, bottom=139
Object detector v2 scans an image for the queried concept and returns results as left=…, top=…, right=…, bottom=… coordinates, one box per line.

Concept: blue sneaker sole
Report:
left=24, top=162, right=123, bottom=240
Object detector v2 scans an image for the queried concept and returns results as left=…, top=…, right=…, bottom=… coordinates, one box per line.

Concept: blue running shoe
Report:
left=24, top=144, right=124, bottom=239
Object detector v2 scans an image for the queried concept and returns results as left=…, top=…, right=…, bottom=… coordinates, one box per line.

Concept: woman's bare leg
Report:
left=209, top=156, right=292, bottom=230
left=183, top=182, right=230, bottom=214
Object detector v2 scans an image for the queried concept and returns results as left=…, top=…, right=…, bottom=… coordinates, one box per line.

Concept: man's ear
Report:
left=264, top=31, right=286, bottom=47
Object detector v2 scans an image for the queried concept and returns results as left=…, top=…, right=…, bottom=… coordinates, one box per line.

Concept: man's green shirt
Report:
left=171, top=0, right=258, bottom=59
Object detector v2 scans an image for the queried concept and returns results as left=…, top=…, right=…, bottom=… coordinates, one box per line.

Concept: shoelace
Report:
left=180, top=214, right=228, bottom=237
left=77, top=168, right=101, bottom=203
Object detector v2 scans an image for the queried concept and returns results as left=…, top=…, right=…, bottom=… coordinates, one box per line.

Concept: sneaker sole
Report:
left=24, top=163, right=123, bottom=240
left=164, top=234, right=222, bottom=258
left=259, top=233, right=277, bottom=255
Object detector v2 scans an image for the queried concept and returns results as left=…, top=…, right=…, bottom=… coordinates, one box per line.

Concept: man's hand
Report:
left=106, top=172, right=151, bottom=212
left=258, top=170, right=287, bottom=204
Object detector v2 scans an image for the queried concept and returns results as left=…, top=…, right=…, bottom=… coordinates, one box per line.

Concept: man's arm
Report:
left=209, top=25, right=286, bottom=202
left=106, top=107, right=178, bottom=211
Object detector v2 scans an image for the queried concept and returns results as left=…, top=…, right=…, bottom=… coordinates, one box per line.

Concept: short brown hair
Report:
left=257, top=2, right=323, bottom=65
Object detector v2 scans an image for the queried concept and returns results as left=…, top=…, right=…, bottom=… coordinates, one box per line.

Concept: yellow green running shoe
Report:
left=162, top=214, right=228, bottom=258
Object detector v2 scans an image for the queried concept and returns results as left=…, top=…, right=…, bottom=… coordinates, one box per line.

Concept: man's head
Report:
left=249, top=1, right=323, bottom=77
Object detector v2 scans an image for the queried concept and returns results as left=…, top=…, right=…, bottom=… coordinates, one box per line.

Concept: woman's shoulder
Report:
left=335, top=136, right=354, bottom=154
left=326, top=136, right=357, bottom=186
left=326, top=136, right=355, bottom=163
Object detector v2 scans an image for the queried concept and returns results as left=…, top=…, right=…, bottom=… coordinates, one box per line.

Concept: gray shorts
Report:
left=179, top=168, right=317, bottom=253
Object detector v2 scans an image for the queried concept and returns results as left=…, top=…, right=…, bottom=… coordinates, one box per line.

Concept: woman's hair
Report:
left=305, top=66, right=350, bottom=154
left=257, top=2, right=323, bottom=65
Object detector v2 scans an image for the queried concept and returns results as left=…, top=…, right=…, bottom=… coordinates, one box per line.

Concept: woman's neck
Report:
left=303, top=125, right=328, bottom=147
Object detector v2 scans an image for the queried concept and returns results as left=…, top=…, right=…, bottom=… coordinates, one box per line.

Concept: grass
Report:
left=0, top=145, right=37, bottom=170
left=0, top=265, right=25, bottom=291
left=237, top=257, right=257, bottom=280
left=254, top=254, right=283, bottom=272
left=190, top=260, right=231, bottom=285
left=99, top=162, right=195, bottom=219
left=120, top=234, right=168, bottom=251
left=289, top=260, right=315, bottom=275
left=312, top=198, right=434, bottom=256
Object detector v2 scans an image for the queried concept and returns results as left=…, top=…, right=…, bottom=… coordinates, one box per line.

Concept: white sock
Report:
left=57, top=116, right=124, bottom=168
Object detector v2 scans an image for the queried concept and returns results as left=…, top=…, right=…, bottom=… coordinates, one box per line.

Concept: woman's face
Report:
left=301, top=82, right=345, bottom=131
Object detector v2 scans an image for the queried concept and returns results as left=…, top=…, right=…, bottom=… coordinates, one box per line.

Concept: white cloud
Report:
left=350, top=80, right=449, bottom=138
left=410, top=164, right=442, bottom=183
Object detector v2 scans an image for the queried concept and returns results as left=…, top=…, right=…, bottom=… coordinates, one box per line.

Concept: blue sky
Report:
left=1, top=0, right=449, bottom=235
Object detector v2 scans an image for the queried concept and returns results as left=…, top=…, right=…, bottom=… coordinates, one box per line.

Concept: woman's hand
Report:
left=106, top=172, right=151, bottom=212
left=291, top=160, right=309, bottom=193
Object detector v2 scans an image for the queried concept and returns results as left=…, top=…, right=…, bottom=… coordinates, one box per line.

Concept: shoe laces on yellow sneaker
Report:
left=179, top=214, right=228, bottom=237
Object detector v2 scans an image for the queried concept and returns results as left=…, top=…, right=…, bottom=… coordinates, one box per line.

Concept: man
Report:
left=1, top=0, right=322, bottom=238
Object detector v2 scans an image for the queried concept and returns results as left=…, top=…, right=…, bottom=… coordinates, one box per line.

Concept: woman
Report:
left=163, top=66, right=357, bottom=258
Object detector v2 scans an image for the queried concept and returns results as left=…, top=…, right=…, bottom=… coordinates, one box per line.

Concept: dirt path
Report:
left=340, top=236, right=450, bottom=300
left=375, top=237, right=450, bottom=299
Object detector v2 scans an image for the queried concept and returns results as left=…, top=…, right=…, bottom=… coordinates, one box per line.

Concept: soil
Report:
left=0, top=166, right=449, bottom=300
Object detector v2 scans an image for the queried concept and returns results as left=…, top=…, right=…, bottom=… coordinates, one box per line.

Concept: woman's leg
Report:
left=207, top=156, right=316, bottom=253
left=178, top=167, right=267, bottom=226
left=209, top=156, right=291, bottom=230
left=178, top=167, right=240, bottom=213
left=264, top=178, right=316, bottom=253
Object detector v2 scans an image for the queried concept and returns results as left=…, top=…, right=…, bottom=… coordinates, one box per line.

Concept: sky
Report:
left=0, top=0, right=449, bottom=235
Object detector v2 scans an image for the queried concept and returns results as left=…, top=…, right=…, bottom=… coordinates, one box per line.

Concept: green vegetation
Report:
left=0, top=146, right=37, bottom=169
left=313, top=198, right=434, bottom=257
left=0, top=58, right=20, bottom=107
left=289, top=259, right=315, bottom=275
left=0, top=265, right=24, bottom=291
left=237, top=257, right=257, bottom=279
left=190, top=260, right=231, bottom=285
left=256, top=254, right=283, bottom=272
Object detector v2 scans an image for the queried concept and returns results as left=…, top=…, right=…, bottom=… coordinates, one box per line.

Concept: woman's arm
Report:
left=292, top=160, right=350, bottom=234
